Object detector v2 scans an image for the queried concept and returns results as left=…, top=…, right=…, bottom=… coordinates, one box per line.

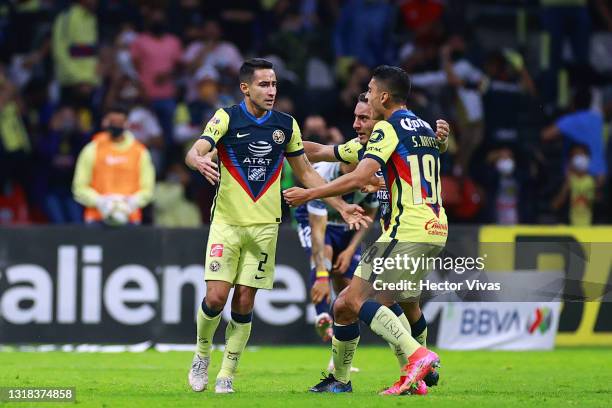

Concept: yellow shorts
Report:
left=355, top=240, right=444, bottom=301
left=204, top=222, right=279, bottom=289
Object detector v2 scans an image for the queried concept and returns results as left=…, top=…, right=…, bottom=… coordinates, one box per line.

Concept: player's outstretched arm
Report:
left=185, top=139, right=220, bottom=184
left=284, top=157, right=381, bottom=207
left=197, top=149, right=219, bottom=185
left=188, top=108, right=228, bottom=182
left=360, top=172, right=384, bottom=193
left=303, top=141, right=336, bottom=163
left=286, top=154, right=371, bottom=230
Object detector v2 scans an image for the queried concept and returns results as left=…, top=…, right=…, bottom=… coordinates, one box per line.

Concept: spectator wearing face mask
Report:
left=114, top=24, right=139, bottom=80
left=552, top=144, right=596, bottom=225
left=130, top=8, right=183, bottom=148
left=542, top=87, right=607, bottom=185
left=102, top=63, right=164, bottom=173
left=181, top=19, right=242, bottom=101
left=480, top=146, right=533, bottom=224
left=108, top=78, right=166, bottom=174
left=185, top=66, right=222, bottom=136
left=72, top=105, right=155, bottom=226
left=440, top=34, right=485, bottom=176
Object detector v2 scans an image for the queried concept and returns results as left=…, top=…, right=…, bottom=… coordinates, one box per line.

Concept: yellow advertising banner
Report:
left=479, top=226, right=612, bottom=345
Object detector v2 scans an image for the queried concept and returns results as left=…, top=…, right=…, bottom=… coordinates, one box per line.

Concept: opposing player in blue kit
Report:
left=295, top=163, right=379, bottom=345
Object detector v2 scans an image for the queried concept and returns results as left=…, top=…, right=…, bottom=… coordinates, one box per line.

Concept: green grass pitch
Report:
left=0, top=346, right=610, bottom=407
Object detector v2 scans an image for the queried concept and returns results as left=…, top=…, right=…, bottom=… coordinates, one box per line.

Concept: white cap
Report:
left=194, top=65, right=220, bottom=82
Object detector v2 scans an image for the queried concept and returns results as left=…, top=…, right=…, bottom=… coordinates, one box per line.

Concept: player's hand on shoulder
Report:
left=194, top=153, right=219, bottom=185
left=283, top=187, right=310, bottom=207
left=435, top=119, right=450, bottom=142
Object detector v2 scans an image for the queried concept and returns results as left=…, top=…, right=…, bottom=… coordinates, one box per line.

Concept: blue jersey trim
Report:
left=199, top=135, right=216, bottom=149
left=286, top=148, right=304, bottom=157
left=240, top=101, right=272, bottom=125
left=363, top=153, right=386, bottom=168
left=333, top=145, right=350, bottom=164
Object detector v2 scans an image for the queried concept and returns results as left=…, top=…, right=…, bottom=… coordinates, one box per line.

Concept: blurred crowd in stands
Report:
left=0, top=0, right=611, bottom=226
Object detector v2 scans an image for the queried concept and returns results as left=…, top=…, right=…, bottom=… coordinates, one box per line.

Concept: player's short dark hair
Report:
left=105, top=103, right=129, bottom=117
left=239, top=58, right=274, bottom=84
left=371, top=65, right=411, bottom=103
left=569, top=142, right=590, bottom=156
left=357, top=92, right=368, bottom=103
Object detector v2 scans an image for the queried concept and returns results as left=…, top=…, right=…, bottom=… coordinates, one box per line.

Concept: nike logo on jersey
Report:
left=105, top=155, right=128, bottom=166
left=236, top=132, right=250, bottom=138
left=254, top=275, right=265, bottom=280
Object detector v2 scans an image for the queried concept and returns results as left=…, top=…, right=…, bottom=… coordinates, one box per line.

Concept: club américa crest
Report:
left=272, top=129, right=285, bottom=144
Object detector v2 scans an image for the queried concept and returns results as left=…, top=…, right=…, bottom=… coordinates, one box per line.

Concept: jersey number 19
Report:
left=407, top=154, right=442, bottom=205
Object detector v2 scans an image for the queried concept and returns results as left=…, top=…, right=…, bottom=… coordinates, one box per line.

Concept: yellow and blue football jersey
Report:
left=362, top=109, right=448, bottom=243
left=200, top=101, right=304, bottom=225
left=334, top=137, right=364, bottom=164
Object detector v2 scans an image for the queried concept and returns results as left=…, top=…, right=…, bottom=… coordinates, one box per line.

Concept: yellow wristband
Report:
left=316, top=270, right=329, bottom=278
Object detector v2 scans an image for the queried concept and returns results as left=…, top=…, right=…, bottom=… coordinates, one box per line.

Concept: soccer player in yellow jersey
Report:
left=284, top=66, right=448, bottom=396
left=302, top=93, right=449, bottom=392
left=184, top=58, right=369, bottom=394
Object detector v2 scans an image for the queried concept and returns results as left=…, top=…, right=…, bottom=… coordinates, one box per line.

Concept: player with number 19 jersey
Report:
left=364, top=109, right=447, bottom=243
left=336, top=109, right=447, bottom=243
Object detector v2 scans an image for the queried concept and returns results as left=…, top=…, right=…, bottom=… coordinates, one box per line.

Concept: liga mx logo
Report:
left=527, top=307, right=552, bottom=334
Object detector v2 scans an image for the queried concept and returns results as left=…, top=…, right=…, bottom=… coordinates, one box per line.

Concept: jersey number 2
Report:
left=258, top=252, right=268, bottom=272
left=407, top=154, right=442, bottom=205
